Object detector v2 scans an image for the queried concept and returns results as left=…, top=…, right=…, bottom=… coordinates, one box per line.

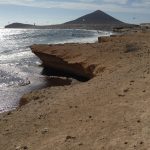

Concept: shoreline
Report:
left=1, top=29, right=150, bottom=149
left=0, top=28, right=112, bottom=113
left=0, top=75, right=76, bottom=113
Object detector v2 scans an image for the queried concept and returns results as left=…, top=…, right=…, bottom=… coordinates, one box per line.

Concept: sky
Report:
left=0, top=0, right=149, bottom=27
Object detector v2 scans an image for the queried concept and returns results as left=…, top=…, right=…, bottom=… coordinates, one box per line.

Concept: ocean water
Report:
left=0, top=28, right=112, bottom=112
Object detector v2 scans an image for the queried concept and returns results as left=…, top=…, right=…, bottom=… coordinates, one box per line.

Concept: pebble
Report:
left=15, top=146, right=21, bottom=150
left=123, top=88, right=129, bottom=93
left=7, top=111, right=12, bottom=115
left=79, top=143, right=83, bottom=146
left=23, top=146, right=28, bottom=149
left=137, top=120, right=141, bottom=123
left=15, top=146, right=28, bottom=150
left=124, top=142, right=128, bottom=144
left=118, top=94, right=125, bottom=97
left=140, top=141, right=144, bottom=145
left=65, top=136, right=76, bottom=141
left=41, top=128, right=49, bottom=134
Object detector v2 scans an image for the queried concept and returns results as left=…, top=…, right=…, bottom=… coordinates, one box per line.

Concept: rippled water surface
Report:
left=0, top=28, right=111, bottom=112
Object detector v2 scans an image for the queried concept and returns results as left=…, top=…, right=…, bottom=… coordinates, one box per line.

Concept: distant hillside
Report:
left=5, top=23, right=37, bottom=29
left=64, top=10, right=125, bottom=25
left=5, top=10, right=136, bottom=30
left=140, top=23, right=150, bottom=27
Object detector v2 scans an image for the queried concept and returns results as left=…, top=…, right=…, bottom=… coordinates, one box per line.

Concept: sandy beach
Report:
left=0, top=29, right=150, bottom=150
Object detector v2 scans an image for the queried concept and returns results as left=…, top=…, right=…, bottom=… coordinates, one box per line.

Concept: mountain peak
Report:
left=93, top=10, right=103, bottom=13
left=65, top=10, right=125, bottom=25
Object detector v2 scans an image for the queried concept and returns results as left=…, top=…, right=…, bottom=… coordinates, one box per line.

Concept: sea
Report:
left=0, top=28, right=112, bottom=113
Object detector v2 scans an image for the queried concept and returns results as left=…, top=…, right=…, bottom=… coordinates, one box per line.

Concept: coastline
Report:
left=1, top=29, right=150, bottom=149
left=0, top=28, right=112, bottom=112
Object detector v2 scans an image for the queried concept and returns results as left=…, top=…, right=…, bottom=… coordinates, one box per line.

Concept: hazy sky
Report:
left=0, top=0, right=149, bottom=27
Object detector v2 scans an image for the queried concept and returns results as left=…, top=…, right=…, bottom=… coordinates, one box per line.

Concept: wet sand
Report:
left=0, top=68, right=74, bottom=113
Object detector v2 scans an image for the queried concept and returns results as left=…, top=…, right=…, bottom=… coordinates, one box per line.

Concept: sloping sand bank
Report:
left=0, top=30, right=150, bottom=150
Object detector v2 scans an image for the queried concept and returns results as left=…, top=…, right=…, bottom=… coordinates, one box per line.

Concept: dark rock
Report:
left=23, top=146, right=28, bottom=149
left=41, top=128, right=49, bottom=134
left=98, top=36, right=111, bottom=43
left=7, top=111, right=12, bottom=115
left=140, top=141, right=144, bottom=145
left=65, top=136, right=76, bottom=142
left=79, top=143, right=83, bottom=146
left=137, top=120, right=141, bottom=123
left=125, top=44, right=138, bottom=53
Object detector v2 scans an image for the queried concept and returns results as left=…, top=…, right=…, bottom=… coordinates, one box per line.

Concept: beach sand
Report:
left=0, top=30, right=150, bottom=150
